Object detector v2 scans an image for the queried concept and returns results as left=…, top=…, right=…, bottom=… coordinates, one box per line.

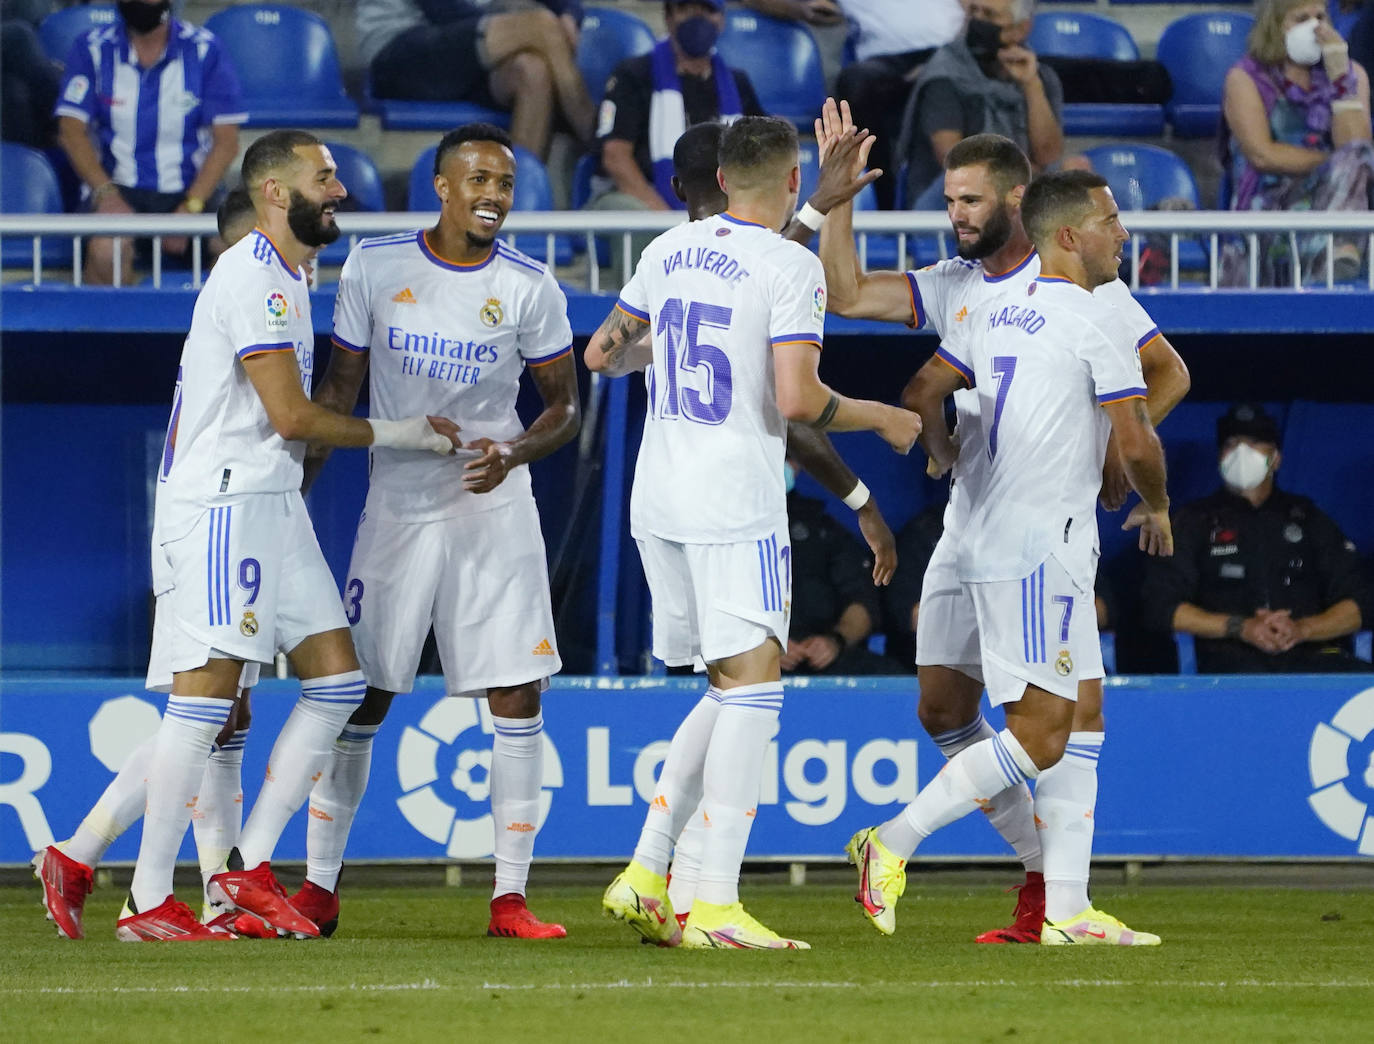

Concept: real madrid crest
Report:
left=1055, top=649, right=1073, bottom=676
left=240, top=610, right=259, bottom=637
left=479, top=297, right=504, bottom=327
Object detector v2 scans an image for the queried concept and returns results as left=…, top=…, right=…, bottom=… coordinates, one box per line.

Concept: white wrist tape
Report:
left=843, top=480, right=871, bottom=511
left=796, top=202, right=826, bottom=232
left=369, top=416, right=452, bottom=455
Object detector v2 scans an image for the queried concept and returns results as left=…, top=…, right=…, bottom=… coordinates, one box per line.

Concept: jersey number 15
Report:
left=654, top=298, right=733, bottom=425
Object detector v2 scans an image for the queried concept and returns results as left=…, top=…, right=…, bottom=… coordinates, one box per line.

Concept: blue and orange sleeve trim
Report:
left=237, top=341, right=294, bottom=360
left=1135, top=327, right=1162, bottom=354
left=527, top=344, right=573, bottom=367
left=934, top=346, right=974, bottom=387
left=331, top=334, right=368, bottom=354
left=615, top=299, right=650, bottom=324
left=905, top=271, right=925, bottom=328
left=1098, top=386, right=1147, bottom=405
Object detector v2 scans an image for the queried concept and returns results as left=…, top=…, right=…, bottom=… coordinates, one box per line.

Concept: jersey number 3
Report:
left=655, top=298, right=733, bottom=425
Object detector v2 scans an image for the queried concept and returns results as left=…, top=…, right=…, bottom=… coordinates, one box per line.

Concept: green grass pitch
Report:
left=4, top=871, right=1373, bottom=1043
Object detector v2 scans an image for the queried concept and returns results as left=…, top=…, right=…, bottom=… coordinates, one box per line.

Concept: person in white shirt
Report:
left=818, top=109, right=1188, bottom=945
left=586, top=114, right=920, bottom=950
left=114, top=130, right=460, bottom=943
left=288, top=123, right=580, bottom=941
left=856, top=169, right=1174, bottom=947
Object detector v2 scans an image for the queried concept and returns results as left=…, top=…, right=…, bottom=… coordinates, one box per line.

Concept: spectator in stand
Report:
left=589, top=0, right=764, bottom=213
left=1141, top=403, right=1371, bottom=674
left=2, top=0, right=59, bottom=149
left=55, top=0, right=244, bottom=286
left=357, top=0, right=595, bottom=161
left=834, top=0, right=964, bottom=209
left=1221, top=0, right=1374, bottom=285
left=900, top=0, right=1063, bottom=211
left=782, top=458, right=904, bottom=676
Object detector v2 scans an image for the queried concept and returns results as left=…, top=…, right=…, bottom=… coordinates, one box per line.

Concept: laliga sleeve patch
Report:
left=63, top=75, right=89, bottom=105
left=811, top=284, right=826, bottom=323
left=596, top=99, right=617, bottom=138
left=264, top=289, right=290, bottom=332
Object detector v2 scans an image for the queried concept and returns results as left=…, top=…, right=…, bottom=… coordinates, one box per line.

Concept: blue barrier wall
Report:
left=4, top=674, right=1373, bottom=864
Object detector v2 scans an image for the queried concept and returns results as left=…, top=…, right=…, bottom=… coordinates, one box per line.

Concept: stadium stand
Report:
left=0, top=142, right=71, bottom=269
left=1028, top=10, right=1165, bottom=135
left=1082, top=143, right=1207, bottom=274
left=316, top=142, right=386, bottom=266
left=1157, top=11, right=1255, bottom=138
left=716, top=9, right=825, bottom=129
left=36, top=2, right=116, bottom=64
left=204, top=4, right=359, bottom=128
left=363, top=72, right=512, bottom=133
left=577, top=6, right=656, bottom=105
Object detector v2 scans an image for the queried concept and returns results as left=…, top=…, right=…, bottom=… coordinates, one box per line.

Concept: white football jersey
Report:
left=619, top=212, right=826, bottom=543
left=332, top=231, right=573, bottom=522
left=938, top=275, right=1147, bottom=588
left=907, top=251, right=1161, bottom=534
left=156, top=228, right=315, bottom=529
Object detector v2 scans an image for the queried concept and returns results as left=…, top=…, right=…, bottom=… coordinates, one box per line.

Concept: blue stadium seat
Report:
left=1157, top=12, right=1254, bottom=138
left=1028, top=12, right=1163, bottom=136
left=578, top=6, right=656, bottom=105
left=38, top=3, right=117, bottom=64
left=1029, top=11, right=1139, bottom=60
left=315, top=143, right=386, bottom=267
left=716, top=11, right=825, bottom=128
left=204, top=5, right=358, bottom=128
left=796, top=139, right=896, bottom=267
left=408, top=145, right=571, bottom=266
left=1, top=143, right=72, bottom=270
left=1082, top=143, right=1205, bottom=272
left=363, top=72, right=511, bottom=132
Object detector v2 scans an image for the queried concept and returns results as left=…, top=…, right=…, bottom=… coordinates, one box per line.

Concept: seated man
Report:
left=1142, top=403, right=1372, bottom=673
left=781, top=459, right=904, bottom=676
left=56, top=0, right=244, bottom=285
left=357, top=0, right=594, bottom=160
left=901, top=0, right=1063, bottom=209
left=590, top=0, right=765, bottom=212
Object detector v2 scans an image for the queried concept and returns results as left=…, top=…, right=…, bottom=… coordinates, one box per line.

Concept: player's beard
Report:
left=955, top=203, right=1013, bottom=261
left=287, top=189, right=341, bottom=247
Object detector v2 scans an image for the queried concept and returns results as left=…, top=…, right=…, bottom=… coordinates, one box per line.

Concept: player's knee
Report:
left=487, top=682, right=541, bottom=719
left=916, top=688, right=978, bottom=737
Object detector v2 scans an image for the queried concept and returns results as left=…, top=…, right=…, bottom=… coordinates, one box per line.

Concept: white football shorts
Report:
left=967, top=554, right=1100, bottom=706
left=636, top=521, right=791, bottom=668
left=914, top=532, right=983, bottom=682
left=346, top=495, right=561, bottom=696
left=153, top=491, right=348, bottom=680
left=146, top=594, right=261, bottom=693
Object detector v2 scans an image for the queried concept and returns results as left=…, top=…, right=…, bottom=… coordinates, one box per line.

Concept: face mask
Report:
left=965, top=18, right=1003, bottom=63
left=675, top=15, right=720, bottom=59
left=118, top=0, right=171, bottom=35
left=1219, top=443, right=1272, bottom=491
left=1285, top=17, right=1323, bottom=66
left=783, top=462, right=796, bottom=493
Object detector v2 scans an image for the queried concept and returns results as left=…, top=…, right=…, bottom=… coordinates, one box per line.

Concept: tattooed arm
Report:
left=584, top=303, right=653, bottom=376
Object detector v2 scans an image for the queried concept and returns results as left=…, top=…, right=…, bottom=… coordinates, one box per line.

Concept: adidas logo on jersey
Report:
left=532, top=638, right=555, bottom=656
left=954, top=306, right=969, bottom=322
left=391, top=287, right=417, bottom=304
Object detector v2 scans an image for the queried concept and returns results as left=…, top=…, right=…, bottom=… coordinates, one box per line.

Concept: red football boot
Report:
left=487, top=893, right=567, bottom=939
left=117, top=896, right=224, bottom=942
left=208, top=857, right=320, bottom=938
left=32, top=846, right=94, bottom=940
left=289, top=880, right=341, bottom=938
left=974, top=871, right=1045, bottom=944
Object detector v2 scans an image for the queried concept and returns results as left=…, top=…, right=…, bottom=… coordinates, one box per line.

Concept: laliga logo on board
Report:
left=395, top=697, right=562, bottom=858
left=1307, top=685, right=1374, bottom=855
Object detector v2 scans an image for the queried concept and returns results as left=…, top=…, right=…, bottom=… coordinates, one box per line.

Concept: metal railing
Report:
left=4, top=210, right=1374, bottom=291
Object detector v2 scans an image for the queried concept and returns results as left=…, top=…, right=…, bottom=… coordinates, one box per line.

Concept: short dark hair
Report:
left=945, top=134, right=1032, bottom=196
left=718, top=116, right=798, bottom=190
left=1217, top=402, right=1281, bottom=448
left=673, top=122, right=725, bottom=196
left=216, top=188, right=256, bottom=243
left=1021, top=170, right=1109, bottom=248
left=240, top=130, right=323, bottom=190
left=434, top=122, right=513, bottom=177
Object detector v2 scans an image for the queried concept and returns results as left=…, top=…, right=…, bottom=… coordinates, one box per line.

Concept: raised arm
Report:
left=464, top=353, right=581, bottom=493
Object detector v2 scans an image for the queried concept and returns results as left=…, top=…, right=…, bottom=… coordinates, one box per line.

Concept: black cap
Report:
left=1217, top=402, right=1281, bottom=448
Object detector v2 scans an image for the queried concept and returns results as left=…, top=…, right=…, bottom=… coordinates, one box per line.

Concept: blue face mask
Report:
left=675, top=15, right=720, bottom=59
left=783, top=462, right=796, bottom=493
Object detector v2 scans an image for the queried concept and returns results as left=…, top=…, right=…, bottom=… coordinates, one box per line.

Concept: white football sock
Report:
left=696, top=682, right=782, bottom=907
left=667, top=806, right=706, bottom=917
left=490, top=713, right=544, bottom=899
left=879, top=729, right=1039, bottom=860
left=305, top=721, right=379, bottom=892
left=64, top=735, right=156, bottom=868
left=235, top=671, right=365, bottom=869
left=930, top=714, right=1042, bottom=873
left=129, top=695, right=233, bottom=911
left=194, top=728, right=248, bottom=899
left=631, top=686, right=721, bottom=876
left=1037, top=730, right=1103, bottom=922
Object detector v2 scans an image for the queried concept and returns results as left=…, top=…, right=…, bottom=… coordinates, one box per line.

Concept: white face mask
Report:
left=1219, top=443, right=1273, bottom=491
left=1285, top=17, right=1323, bottom=67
